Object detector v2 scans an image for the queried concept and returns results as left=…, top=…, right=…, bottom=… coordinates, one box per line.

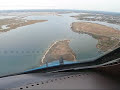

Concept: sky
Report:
left=0, top=0, right=120, bottom=12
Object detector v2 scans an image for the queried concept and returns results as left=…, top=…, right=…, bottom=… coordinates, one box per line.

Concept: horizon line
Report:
left=0, top=9, right=120, bottom=13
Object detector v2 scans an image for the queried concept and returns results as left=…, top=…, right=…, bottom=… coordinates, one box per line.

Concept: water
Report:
left=0, top=16, right=15, bottom=19
left=1, top=25, right=9, bottom=30
left=0, top=12, right=104, bottom=76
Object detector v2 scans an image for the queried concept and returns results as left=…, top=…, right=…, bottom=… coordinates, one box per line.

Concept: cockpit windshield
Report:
left=0, top=0, right=120, bottom=77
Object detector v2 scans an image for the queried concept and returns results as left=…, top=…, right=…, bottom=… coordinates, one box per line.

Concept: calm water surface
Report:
left=0, top=13, right=109, bottom=76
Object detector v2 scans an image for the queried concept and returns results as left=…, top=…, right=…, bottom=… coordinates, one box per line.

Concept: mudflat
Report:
left=72, top=22, right=120, bottom=38
left=71, top=22, right=120, bottom=51
left=0, top=12, right=61, bottom=32
left=0, top=19, right=47, bottom=32
left=41, top=40, right=76, bottom=64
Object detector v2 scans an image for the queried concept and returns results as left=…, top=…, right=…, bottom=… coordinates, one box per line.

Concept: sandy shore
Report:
left=41, top=40, right=76, bottom=64
left=71, top=22, right=120, bottom=51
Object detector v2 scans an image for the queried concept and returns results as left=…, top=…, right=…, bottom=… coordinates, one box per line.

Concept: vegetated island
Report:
left=41, top=40, right=76, bottom=64
left=71, top=22, right=120, bottom=52
left=0, top=18, right=47, bottom=32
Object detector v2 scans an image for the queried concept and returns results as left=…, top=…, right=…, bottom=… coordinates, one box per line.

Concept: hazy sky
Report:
left=0, top=0, right=120, bottom=12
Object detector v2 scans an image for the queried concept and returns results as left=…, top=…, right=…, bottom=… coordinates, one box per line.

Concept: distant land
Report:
left=0, top=9, right=120, bottom=54
left=0, top=12, right=60, bottom=32
left=0, top=19, right=47, bottom=32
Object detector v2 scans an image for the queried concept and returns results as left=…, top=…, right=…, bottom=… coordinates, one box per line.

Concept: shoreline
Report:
left=41, top=40, right=60, bottom=63
left=71, top=22, right=120, bottom=51
left=71, top=22, right=120, bottom=38
left=0, top=19, right=47, bottom=32
left=41, top=40, right=76, bottom=64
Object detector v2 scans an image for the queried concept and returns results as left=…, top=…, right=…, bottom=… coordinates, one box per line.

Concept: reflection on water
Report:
left=0, top=12, right=114, bottom=77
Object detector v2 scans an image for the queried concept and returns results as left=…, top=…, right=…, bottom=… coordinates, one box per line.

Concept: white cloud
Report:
left=0, top=0, right=120, bottom=12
